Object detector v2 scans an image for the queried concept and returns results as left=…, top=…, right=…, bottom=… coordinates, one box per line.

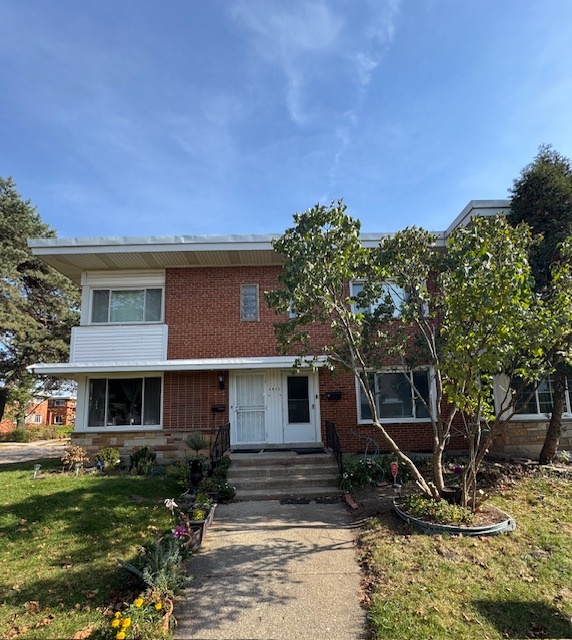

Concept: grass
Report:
left=359, top=470, right=572, bottom=639
left=0, top=458, right=181, bottom=639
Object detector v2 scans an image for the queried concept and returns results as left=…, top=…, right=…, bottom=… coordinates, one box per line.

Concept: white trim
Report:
left=30, top=356, right=328, bottom=376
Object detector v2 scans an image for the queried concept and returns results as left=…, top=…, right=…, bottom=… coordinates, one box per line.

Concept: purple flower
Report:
left=172, top=524, right=187, bottom=539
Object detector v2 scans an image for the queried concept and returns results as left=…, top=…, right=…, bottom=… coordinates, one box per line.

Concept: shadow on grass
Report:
left=472, top=599, right=572, bottom=638
left=0, top=467, right=180, bottom=629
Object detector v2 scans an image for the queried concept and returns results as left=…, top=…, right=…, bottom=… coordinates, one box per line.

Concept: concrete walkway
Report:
left=174, top=500, right=367, bottom=640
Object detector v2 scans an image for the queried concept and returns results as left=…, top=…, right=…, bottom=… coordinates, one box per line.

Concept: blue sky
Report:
left=1, top=0, right=572, bottom=238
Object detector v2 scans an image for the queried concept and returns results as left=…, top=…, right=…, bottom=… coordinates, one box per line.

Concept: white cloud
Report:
left=231, top=0, right=401, bottom=124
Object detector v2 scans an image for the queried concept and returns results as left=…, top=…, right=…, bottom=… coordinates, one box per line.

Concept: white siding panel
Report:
left=71, top=325, right=168, bottom=362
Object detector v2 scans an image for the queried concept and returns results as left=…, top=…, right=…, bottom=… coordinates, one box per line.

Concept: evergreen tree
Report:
left=509, top=145, right=572, bottom=463
left=0, top=177, right=80, bottom=423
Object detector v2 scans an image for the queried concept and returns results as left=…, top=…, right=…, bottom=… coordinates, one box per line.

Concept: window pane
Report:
left=108, top=379, right=142, bottom=425
left=287, top=376, right=310, bottom=423
left=92, top=290, right=110, bottom=323
left=145, top=289, right=162, bottom=322
left=381, top=282, right=407, bottom=318
left=143, top=377, right=162, bottom=425
left=359, top=373, right=375, bottom=421
left=110, top=290, right=145, bottom=323
left=537, top=378, right=553, bottom=414
left=351, top=282, right=368, bottom=314
left=88, top=379, right=107, bottom=426
left=412, top=371, right=430, bottom=418
left=378, top=373, right=413, bottom=418
left=514, top=379, right=538, bottom=414
left=241, top=285, right=258, bottom=321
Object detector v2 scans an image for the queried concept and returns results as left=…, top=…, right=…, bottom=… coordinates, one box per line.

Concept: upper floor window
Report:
left=52, top=399, right=66, bottom=407
left=350, top=281, right=410, bottom=318
left=241, top=284, right=259, bottom=321
left=91, top=289, right=163, bottom=324
left=514, top=375, right=572, bottom=416
left=358, top=369, right=432, bottom=422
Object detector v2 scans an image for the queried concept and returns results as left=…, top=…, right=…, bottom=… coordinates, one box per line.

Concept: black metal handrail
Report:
left=210, top=422, right=230, bottom=471
left=325, top=420, right=343, bottom=475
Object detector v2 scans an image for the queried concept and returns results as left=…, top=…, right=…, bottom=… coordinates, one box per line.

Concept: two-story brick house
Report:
left=28, top=200, right=571, bottom=462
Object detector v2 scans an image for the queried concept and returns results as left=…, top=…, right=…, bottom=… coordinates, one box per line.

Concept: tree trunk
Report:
left=0, top=387, right=7, bottom=423
left=539, top=368, right=566, bottom=464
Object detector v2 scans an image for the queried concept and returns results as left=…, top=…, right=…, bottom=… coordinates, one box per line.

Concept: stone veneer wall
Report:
left=491, top=421, right=572, bottom=458
left=71, top=429, right=217, bottom=466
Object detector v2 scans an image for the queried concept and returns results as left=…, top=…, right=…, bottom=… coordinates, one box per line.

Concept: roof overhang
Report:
left=29, top=356, right=329, bottom=378
left=28, top=201, right=510, bottom=283
left=444, top=200, right=510, bottom=238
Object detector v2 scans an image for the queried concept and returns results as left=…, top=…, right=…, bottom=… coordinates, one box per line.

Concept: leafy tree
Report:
left=509, top=145, right=572, bottom=463
left=266, top=201, right=566, bottom=506
left=0, top=177, right=80, bottom=423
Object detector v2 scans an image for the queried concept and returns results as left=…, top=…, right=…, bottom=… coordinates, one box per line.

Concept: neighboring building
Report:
left=27, top=200, right=570, bottom=460
left=24, top=394, right=76, bottom=427
left=0, top=394, right=76, bottom=433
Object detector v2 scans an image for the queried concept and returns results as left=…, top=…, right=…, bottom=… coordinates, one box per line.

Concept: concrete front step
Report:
left=227, top=450, right=341, bottom=501
left=235, top=486, right=342, bottom=501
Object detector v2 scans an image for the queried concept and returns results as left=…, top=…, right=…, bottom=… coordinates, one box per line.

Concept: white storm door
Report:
left=233, top=373, right=266, bottom=445
left=282, top=373, right=318, bottom=443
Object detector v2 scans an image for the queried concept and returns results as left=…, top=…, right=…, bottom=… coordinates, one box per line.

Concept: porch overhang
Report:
left=29, top=356, right=329, bottom=378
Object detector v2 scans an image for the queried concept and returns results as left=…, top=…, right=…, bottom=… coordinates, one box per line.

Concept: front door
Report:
left=232, top=373, right=266, bottom=445
left=282, top=373, right=318, bottom=443
left=230, top=370, right=320, bottom=446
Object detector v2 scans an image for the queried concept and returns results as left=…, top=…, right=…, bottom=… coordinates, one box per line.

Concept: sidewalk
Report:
left=174, top=500, right=367, bottom=640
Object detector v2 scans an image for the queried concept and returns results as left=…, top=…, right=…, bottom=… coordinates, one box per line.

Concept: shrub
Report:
left=130, top=447, right=157, bottom=475
left=400, top=493, right=473, bottom=525
left=9, top=428, right=31, bottom=443
left=213, top=454, right=232, bottom=477
left=185, top=432, right=208, bottom=455
left=216, top=481, right=236, bottom=503
left=165, top=459, right=189, bottom=488
left=61, top=445, right=90, bottom=471
left=95, top=447, right=122, bottom=470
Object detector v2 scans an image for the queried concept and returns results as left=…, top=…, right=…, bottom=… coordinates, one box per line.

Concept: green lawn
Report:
left=359, top=471, right=572, bottom=639
left=0, top=459, right=181, bottom=639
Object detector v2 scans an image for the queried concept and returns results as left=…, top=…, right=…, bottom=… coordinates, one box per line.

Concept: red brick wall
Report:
left=165, top=266, right=332, bottom=359
left=163, top=370, right=229, bottom=431
left=164, top=266, right=467, bottom=454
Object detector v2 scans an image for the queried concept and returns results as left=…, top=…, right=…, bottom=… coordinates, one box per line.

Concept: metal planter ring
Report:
left=393, top=499, right=516, bottom=536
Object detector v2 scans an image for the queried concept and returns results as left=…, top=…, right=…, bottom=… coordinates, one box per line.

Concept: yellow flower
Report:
left=155, top=602, right=162, bottom=610
left=121, top=618, right=131, bottom=628
left=114, top=612, right=122, bottom=618
left=134, top=598, right=144, bottom=608
left=111, top=619, right=120, bottom=628
left=116, top=632, right=126, bottom=640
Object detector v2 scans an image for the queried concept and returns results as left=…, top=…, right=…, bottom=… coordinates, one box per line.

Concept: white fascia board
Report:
left=28, top=234, right=279, bottom=255
left=29, top=356, right=328, bottom=376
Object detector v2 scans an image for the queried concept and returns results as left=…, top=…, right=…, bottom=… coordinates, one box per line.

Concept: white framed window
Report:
left=53, top=399, right=66, bottom=407
left=241, top=284, right=259, bottom=321
left=350, top=280, right=410, bottom=318
left=87, top=376, right=162, bottom=428
left=357, top=369, right=433, bottom=423
left=53, top=415, right=64, bottom=425
left=33, top=414, right=42, bottom=424
left=513, top=375, right=572, bottom=417
left=91, top=289, right=163, bottom=324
